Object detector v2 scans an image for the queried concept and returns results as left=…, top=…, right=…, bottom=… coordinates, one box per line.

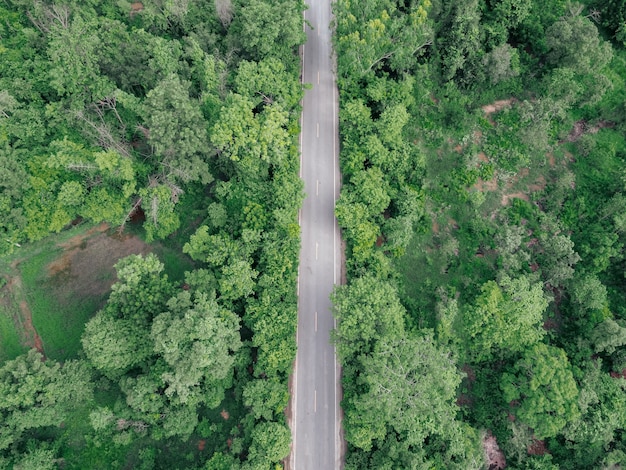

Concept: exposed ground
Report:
left=483, top=433, right=506, bottom=470
left=47, top=223, right=150, bottom=298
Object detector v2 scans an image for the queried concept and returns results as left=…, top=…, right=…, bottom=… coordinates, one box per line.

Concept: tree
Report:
left=494, top=224, right=531, bottom=274
left=435, top=0, right=482, bottom=82
left=546, top=13, right=612, bottom=74
left=47, top=15, right=115, bottom=107
left=559, top=360, right=626, bottom=467
left=334, top=0, right=432, bottom=78
left=344, top=333, right=464, bottom=451
left=536, top=233, right=580, bottom=287
left=501, top=343, right=580, bottom=439
left=142, top=74, right=212, bottom=184
left=234, top=58, right=303, bottom=110
left=0, top=350, right=93, bottom=451
left=106, top=253, right=174, bottom=326
left=464, top=275, right=548, bottom=361
left=151, top=291, right=241, bottom=406
left=139, top=184, right=181, bottom=242
left=212, top=94, right=290, bottom=178
left=218, top=259, right=258, bottom=302
left=215, top=0, right=234, bottom=28
left=331, top=274, right=406, bottom=360
left=228, top=0, right=306, bottom=61
left=247, top=421, right=291, bottom=464
left=482, top=43, right=520, bottom=84
left=591, top=318, right=626, bottom=355
left=243, top=378, right=289, bottom=421
left=12, top=447, right=57, bottom=470
left=81, top=311, right=152, bottom=380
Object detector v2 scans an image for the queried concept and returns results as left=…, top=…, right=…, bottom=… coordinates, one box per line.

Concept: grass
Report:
left=20, top=247, right=105, bottom=360
left=0, top=297, right=27, bottom=361
left=0, top=219, right=196, bottom=363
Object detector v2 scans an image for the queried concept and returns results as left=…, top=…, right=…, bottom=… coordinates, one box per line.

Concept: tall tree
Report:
left=464, top=275, right=548, bottom=361
left=344, top=333, right=464, bottom=452
left=0, top=351, right=93, bottom=451
left=331, top=274, right=406, bottom=360
left=501, top=343, right=580, bottom=439
left=142, top=74, right=213, bottom=184
left=151, top=290, right=242, bottom=406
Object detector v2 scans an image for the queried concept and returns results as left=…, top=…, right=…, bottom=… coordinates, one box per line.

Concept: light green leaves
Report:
left=501, top=343, right=580, bottom=439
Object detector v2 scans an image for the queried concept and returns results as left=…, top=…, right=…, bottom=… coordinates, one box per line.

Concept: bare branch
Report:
left=215, top=0, right=233, bottom=28
left=118, top=197, right=143, bottom=234
left=74, top=110, right=132, bottom=158
left=151, top=196, right=159, bottom=226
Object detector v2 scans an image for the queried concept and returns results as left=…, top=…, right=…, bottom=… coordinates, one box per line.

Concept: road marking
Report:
left=315, top=242, right=318, bottom=260
left=314, top=390, right=317, bottom=412
left=316, top=180, right=319, bottom=196
left=315, top=311, right=318, bottom=332
left=317, top=122, right=319, bottom=138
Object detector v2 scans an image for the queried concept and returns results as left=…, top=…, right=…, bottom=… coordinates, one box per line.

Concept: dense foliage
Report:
left=0, top=0, right=304, bottom=468
left=333, top=0, right=626, bottom=468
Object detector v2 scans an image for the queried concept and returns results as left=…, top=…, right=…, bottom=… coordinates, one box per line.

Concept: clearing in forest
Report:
left=0, top=223, right=159, bottom=360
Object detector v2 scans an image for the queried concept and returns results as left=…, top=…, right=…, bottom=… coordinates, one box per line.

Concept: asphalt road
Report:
left=291, top=0, right=342, bottom=468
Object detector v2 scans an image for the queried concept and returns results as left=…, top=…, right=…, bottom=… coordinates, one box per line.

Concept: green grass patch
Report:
left=19, top=247, right=105, bottom=361
left=0, top=297, right=26, bottom=361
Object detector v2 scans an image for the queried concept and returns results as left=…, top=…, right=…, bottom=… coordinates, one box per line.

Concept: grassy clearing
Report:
left=20, top=247, right=105, bottom=360
left=0, top=286, right=28, bottom=362
left=0, top=218, right=196, bottom=363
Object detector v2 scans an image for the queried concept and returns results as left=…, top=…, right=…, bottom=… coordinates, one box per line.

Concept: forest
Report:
left=3, top=0, right=626, bottom=469
left=333, top=0, right=626, bottom=468
left=0, top=0, right=305, bottom=468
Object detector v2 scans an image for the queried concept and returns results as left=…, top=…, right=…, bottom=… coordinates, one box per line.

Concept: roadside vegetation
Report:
left=0, top=0, right=304, bottom=468
left=333, top=0, right=626, bottom=468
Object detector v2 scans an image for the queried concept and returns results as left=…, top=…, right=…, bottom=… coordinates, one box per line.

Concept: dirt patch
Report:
left=501, top=192, right=530, bottom=206
left=220, top=409, right=230, bottom=420
left=19, top=300, right=44, bottom=357
left=501, top=174, right=546, bottom=206
left=482, top=98, right=517, bottom=118
left=58, top=222, right=109, bottom=250
left=528, top=439, right=548, bottom=456
left=0, top=276, right=45, bottom=357
left=48, top=226, right=151, bottom=299
left=474, top=175, right=498, bottom=192
left=474, top=130, right=483, bottom=144
left=561, top=119, right=615, bottom=143
left=432, top=220, right=440, bottom=234
left=483, top=433, right=506, bottom=470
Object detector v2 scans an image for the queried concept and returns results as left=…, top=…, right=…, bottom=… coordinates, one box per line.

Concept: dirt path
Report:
left=2, top=276, right=45, bottom=357
left=19, top=299, right=44, bottom=357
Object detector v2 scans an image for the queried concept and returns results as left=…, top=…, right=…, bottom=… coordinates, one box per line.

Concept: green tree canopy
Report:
left=464, top=275, right=548, bottom=361
left=501, top=343, right=580, bottom=439
left=151, top=290, right=242, bottom=406
left=0, top=351, right=93, bottom=451
left=344, top=333, right=463, bottom=451
left=331, top=274, right=406, bottom=360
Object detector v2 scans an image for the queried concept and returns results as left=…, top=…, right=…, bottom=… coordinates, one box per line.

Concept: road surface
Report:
left=291, top=0, right=342, bottom=468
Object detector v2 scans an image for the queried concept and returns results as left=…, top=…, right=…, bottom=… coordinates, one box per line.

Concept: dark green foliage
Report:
left=0, top=0, right=304, bottom=466
left=0, top=350, right=93, bottom=452
left=501, top=343, right=580, bottom=439
left=334, top=0, right=626, bottom=467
